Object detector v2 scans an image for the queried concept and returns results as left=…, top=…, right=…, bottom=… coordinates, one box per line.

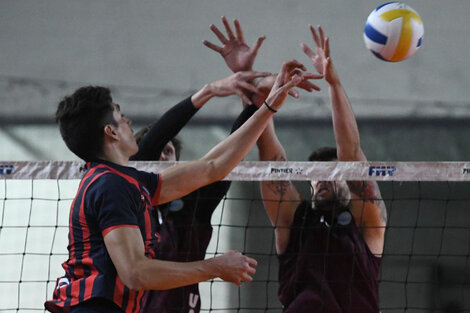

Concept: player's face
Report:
left=112, top=103, right=139, bottom=156
left=311, top=180, right=350, bottom=209
left=159, top=141, right=176, bottom=161
left=312, top=180, right=340, bottom=201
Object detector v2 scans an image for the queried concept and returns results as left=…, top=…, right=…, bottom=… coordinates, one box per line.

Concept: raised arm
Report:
left=303, top=25, right=386, bottom=255
left=203, top=18, right=301, bottom=251
left=133, top=70, right=267, bottom=161
left=158, top=61, right=310, bottom=205
left=302, top=26, right=362, bottom=161
left=257, top=118, right=301, bottom=254
left=132, top=97, right=197, bottom=161
left=253, top=74, right=323, bottom=254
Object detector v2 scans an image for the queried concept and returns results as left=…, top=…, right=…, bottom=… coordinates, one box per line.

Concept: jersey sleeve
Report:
left=134, top=170, right=161, bottom=206
left=88, top=174, right=142, bottom=237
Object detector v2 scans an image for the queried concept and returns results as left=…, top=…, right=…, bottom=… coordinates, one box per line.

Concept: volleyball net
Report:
left=1, top=161, right=470, bottom=312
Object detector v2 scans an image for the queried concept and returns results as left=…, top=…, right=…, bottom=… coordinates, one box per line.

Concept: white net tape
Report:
left=1, top=161, right=470, bottom=181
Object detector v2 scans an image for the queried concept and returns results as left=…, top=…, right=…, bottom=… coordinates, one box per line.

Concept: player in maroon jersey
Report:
left=255, top=26, right=387, bottom=312
left=134, top=101, right=260, bottom=313
left=134, top=97, right=261, bottom=313
left=45, top=59, right=315, bottom=313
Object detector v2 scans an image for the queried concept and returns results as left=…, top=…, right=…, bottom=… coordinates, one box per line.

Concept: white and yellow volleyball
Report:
left=363, top=2, right=423, bottom=62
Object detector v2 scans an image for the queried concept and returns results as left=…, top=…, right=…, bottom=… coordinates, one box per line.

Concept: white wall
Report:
left=1, top=0, right=469, bottom=121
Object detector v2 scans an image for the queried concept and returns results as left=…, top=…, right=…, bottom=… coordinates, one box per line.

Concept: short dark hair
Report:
left=169, top=137, right=182, bottom=161
left=134, top=123, right=183, bottom=161
left=308, top=147, right=337, bottom=161
left=55, top=86, right=116, bottom=161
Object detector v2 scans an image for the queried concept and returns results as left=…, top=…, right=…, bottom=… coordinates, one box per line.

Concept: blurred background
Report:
left=1, top=0, right=469, bottom=312
left=1, top=0, right=470, bottom=162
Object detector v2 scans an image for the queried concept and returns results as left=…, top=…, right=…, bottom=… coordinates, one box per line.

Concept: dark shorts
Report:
left=69, top=298, right=123, bottom=313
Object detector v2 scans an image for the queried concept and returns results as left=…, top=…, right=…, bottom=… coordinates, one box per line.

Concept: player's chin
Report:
left=313, top=197, right=335, bottom=211
left=130, top=144, right=139, bottom=157
left=314, top=192, right=334, bottom=202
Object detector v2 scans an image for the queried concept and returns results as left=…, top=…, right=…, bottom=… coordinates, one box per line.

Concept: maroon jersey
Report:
left=141, top=181, right=229, bottom=313
left=135, top=102, right=258, bottom=313
left=278, top=201, right=381, bottom=313
left=45, top=161, right=160, bottom=313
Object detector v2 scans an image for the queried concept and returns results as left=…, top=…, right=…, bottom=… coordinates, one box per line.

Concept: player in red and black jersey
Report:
left=256, top=26, right=387, bottom=312
left=45, top=59, right=313, bottom=313
left=48, top=160, right=161, bottom=313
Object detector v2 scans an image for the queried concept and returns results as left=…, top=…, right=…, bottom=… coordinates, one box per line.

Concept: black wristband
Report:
left=264, top=101, right=277, bottom=113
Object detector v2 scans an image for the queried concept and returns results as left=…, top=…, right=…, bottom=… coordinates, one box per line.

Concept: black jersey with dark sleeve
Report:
left=131, top=96, right=197, bottom=161
left=141, top=104, right=259, bottom=313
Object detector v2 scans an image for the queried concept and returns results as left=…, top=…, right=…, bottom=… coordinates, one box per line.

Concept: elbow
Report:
left=338, top=144, right=363, bottom=161
left=201, top=158, right=227, bottom=183
left=122, top=275, right=144, bottom=291
left=208, top=159, right=227, bottom=182
left=120, top=264, right=147, bottom=291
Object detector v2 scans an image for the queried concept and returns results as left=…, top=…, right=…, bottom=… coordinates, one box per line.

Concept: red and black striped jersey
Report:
left=45, top=160, right=161, bottom=313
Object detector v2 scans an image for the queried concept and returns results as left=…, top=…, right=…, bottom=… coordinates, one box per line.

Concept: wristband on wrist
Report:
left=264, top=101, right=277, bottom=113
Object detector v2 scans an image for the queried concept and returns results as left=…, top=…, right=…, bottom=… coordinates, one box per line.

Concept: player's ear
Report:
left=103, top=124, right=118, bottom=140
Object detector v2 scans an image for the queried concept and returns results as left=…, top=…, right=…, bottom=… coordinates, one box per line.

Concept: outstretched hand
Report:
left=264, top=60, right=320, bottom=111
left=301, top=25, right=340, bottom=85
left=208, top=71, right=270, bottom=104
left=203, top=16, right=265, bottom=73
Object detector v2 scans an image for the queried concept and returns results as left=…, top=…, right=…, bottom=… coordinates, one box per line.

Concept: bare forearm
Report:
left=135, top=258, right=218, bottom=290
left=256, top=119, right=287, bottom=162
left=329, top=82, right=362, bottom=160
left=257, top=119, right=300, bottom=238
left=191, top=84, right=214, bottom=109
left=159, top=105, right=275, bottom=204
left=202, top=106, right=274, bottom=178
left=258, top=128, right=293, bottom=204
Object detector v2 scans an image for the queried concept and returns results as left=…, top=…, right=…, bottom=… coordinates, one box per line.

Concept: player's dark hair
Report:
left=55, top=86, right=116, bottom=162
left=134, top=124, right=182, bottom=161
left=308, top=147, right=338, bottom=161
left=170, top=137, right=182, bottom=161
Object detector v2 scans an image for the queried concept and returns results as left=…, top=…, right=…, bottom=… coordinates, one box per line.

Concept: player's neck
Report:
left=312, top=199, right=349, bottom=217
left=99, top=147, right=130, bottom=167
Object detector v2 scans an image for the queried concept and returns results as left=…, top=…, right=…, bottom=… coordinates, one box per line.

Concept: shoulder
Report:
left=87, top=171, right=140, bottom=199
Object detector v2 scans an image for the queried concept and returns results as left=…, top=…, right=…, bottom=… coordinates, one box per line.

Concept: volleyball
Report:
left=363, top=2, right=423, bottom=62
